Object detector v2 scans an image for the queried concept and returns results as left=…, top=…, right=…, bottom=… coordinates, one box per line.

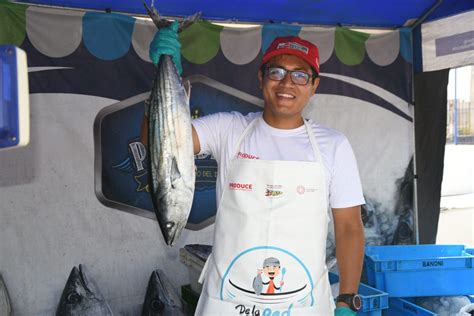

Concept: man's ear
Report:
left=258, top=70, right=263, bottom=89
left=311, top=77, right=320, bottom=95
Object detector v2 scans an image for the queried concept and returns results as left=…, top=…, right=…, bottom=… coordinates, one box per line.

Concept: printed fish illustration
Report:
left=56, top=264, right=113, bottom=316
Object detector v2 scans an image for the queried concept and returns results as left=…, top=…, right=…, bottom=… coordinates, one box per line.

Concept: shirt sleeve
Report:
left=192, top=112, right=234, bottom=159
left=329, top=138, right=365, bottom=208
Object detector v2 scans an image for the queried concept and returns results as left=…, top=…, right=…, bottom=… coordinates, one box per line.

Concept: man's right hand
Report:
left=149, top=20, right=182, bottom=75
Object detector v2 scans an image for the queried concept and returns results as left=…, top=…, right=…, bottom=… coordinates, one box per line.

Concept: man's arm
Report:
left=140, top=114, right=201, bottom=155
left=192, top=124, right=201, bottom=155
left=332, top=205, right=364, bottom=307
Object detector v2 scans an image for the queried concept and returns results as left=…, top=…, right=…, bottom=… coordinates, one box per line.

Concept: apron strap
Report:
left=303, top=118, right=323, bottom=164
left=231, top=115, right=324, bottom=168
left=230, top=116, right=260, bottom=159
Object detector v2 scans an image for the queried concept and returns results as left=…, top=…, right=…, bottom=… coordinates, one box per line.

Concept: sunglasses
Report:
left=264, top=67, right=318, bottom=85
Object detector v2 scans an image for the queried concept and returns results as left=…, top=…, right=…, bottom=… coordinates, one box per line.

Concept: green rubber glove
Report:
left=149, top=20, right=182, bottom=75
left=335, top=306, right=357, bottom=316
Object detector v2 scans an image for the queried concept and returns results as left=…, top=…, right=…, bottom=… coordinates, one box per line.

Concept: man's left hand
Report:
left=149, top=21, right=182, bottom=74
left=335, top=306, right=357, bottom=316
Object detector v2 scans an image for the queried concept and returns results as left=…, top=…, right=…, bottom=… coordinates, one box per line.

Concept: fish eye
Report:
left=150, top=298, right=164, bottom=311
left=67, top=292, right=81, bottom=304
left=166, top=222, right=175, bottom=230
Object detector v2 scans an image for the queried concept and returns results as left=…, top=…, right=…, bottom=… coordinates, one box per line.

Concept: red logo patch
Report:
left=238, top=152, right=260, bottom=160
left=229, top=182, right=253, bottom=191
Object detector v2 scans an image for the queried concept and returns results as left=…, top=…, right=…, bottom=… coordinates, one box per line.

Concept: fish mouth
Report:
left=163, top=221, right=178, bottom=246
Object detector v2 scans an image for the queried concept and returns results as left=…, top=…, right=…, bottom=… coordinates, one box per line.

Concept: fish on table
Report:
left=183, top=244, right=212, bottom=263
left=144, top=3, right=200, bottom=246
left=142, top=269, right=184, bottom=316
left=0, top=273, right=12, bottom=316
left=56, top=264, right=113, bottom=316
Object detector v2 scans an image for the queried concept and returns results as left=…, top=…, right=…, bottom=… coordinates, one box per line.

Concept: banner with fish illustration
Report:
left=1, top=3, right=415, bottom=250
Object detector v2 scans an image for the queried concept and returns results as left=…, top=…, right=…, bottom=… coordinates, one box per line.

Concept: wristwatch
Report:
left=336, top=293, right=362, bottom=311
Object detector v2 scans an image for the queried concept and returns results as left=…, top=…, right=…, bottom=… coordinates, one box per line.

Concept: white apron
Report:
left=195, top=118, right=335, bottom=315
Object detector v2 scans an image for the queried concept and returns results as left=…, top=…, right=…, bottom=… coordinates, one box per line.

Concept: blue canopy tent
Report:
left=12, top=0, right=474, bottom=28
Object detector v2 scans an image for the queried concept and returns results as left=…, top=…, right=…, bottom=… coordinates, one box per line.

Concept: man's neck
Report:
left=262, top=112, right=304, bottom=129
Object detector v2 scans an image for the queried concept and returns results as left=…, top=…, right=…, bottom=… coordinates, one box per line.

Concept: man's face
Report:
left=258, top=54, right=319, bottom=125
left=263, top=265, right=281, bottom=279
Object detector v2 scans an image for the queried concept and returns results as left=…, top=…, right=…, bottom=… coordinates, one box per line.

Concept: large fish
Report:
left=141, top=269, right=184, bottom=316
left=0, top=274, right=12, bottom=316
left=56, top=264, right=113, bottom=316
left=145, top=5, right=198, bottom=246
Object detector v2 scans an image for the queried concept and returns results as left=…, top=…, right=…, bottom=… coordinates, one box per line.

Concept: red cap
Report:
left=261, top=36, right=320, bottom=74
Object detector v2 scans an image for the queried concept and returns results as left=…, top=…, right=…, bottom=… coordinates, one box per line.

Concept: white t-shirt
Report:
left=192, top=111, right=365, bottom=209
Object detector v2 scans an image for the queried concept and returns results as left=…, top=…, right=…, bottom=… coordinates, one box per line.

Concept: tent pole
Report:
left=454, top=69, right=458, bottom=145
left=411, top=0, right=443, bottom=29
left=411, top=30, right=420, bottom=245
left=410, top=0, right=443, bottom=245
left=412, top=76, right=421, bottom=244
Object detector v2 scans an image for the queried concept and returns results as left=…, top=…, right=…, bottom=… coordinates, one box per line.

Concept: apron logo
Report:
left=230, top=182, right=254, bottom=191
left=220, top=246, right=315, bottom=314
left=265, top=184, right=283, bottom=198
left=238, top=152, right=260, bottom=160
left=253, top=257, right=285, bottom=295
left=276, top=42, right=309, bottom=54
left=296, top=185, right=305, bottom=195
left=296, top=185, right=317, bottom=194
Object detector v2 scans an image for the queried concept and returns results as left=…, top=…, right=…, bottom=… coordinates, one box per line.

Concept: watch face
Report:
left=352, top=294, right=362, bottom=311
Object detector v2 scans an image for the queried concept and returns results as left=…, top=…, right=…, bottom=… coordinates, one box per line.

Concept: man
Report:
left=148, top=22, right=365, bottom=316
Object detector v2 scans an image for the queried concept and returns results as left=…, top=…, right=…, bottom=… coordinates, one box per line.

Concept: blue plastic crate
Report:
left=384, top=298, right=436, bottom=316
left=364, top=245, right=474, bottom=297
left=329, top=272, right=389, bottom=316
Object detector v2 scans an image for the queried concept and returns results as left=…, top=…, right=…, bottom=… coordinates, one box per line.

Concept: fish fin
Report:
left=178, top=12, right=202, bottom=32
left=170, top=157, right=181, bottom=189
left=183, top=80, right=191, bottom=102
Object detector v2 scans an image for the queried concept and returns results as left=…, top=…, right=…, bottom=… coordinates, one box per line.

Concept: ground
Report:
left=436, top=145, right=474, bottom=246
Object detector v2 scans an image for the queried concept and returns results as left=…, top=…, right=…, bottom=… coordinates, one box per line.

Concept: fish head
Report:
left=142, top=270, right=183, bottom=316
left=157, top=188, right=194, bottom=246
left=56, top=265, right=112, bottom=315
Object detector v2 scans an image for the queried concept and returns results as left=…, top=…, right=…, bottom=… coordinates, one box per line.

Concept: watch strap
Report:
left=336, top=293, right=361, bottom=311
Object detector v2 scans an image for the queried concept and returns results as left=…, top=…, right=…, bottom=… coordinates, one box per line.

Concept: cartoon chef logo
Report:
left=220, top=246, right=315, bottom=314
left=253, top=257, right=285, bottom=295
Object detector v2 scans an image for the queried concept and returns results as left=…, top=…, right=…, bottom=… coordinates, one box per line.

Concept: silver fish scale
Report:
left=148, top=55, right=195, bottom=246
